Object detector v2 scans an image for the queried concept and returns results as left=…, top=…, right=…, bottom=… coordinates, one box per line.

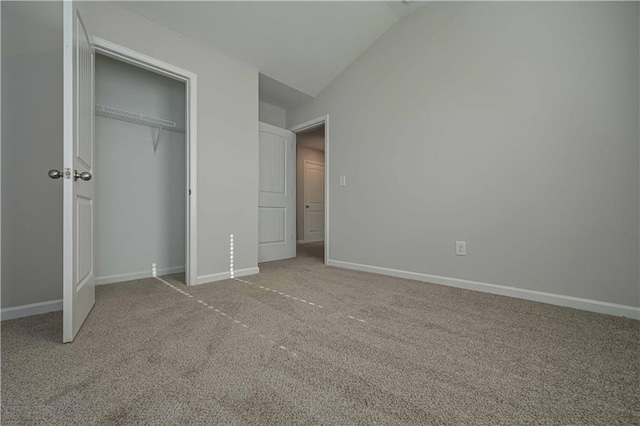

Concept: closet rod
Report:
left=95, top=104, right=185, bottom=133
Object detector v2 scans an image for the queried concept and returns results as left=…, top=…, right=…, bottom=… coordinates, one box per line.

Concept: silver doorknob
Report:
left=48, top=169, right=63, bottom=179
left=74, top=170, right=92, bottom=181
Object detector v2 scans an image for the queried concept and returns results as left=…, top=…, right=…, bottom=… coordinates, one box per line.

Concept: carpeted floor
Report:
left=2, top=242, right=639, bottom=424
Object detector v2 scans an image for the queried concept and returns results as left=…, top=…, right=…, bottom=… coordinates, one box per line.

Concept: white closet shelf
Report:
left=95, top=104, right=185, bottom=133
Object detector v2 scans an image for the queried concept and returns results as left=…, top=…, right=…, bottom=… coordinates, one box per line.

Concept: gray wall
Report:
left=296, top=145, right=324, bottom=241
left=259, top=101, right=286, bottom=128
left=1, top=1, right=63, bottom=308
left=1, top=1, right=259, bottom=309
left=288, top=2, right=640, bottom=307
left=95, top=55, right=185, bottom=283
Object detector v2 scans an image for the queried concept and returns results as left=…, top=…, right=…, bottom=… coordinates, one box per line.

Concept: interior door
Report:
left=258, top=122, right=296, bottom=262
left=303, top=161, right=325, bottom=242
left=63, top=2, right=95, bottom=343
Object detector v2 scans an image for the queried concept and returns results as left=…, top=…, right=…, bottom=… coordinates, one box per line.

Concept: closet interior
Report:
left=94, top=54, right=187, bottom=285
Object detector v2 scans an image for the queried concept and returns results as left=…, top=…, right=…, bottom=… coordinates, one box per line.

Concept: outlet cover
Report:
left=455, top=241, right=466, bottom=256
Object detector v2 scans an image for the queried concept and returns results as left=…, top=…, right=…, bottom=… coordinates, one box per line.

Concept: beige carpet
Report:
left=2, top=242, right=639, bottom=424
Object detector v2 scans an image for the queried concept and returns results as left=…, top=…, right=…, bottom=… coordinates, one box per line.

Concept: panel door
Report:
left=258, top=122, right=296, bottom=262
left=303, top=161, right=325, bottom=243
left=63, top=2, right=95, bottom=343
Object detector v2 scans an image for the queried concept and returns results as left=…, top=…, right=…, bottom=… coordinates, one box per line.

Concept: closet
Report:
left=94, top=54, right=186, bottom=285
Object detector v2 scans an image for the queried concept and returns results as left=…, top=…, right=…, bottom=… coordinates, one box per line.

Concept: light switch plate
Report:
left=339, top=176, right=346, bottom=186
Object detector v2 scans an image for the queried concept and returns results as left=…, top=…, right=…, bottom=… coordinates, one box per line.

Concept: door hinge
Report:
left=63, top=168, right=72, bottom=179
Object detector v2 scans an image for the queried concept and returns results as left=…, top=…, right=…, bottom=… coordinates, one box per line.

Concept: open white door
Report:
left=63, top=1, right=95, bottom=342
left=258, top=122, right=296, bottom=262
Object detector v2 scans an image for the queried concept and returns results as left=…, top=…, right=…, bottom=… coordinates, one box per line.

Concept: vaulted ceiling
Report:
left=118, top=1, right=425, bottom=105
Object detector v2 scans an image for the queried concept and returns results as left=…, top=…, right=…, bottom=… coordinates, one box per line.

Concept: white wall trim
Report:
left=327, top=259, right=640, bottom=319
left=95, top=267, right=185, bottom=286
left=290, top=114, right=329, bottom=265
left=93, top=37, right=198, bottom=287
left=196, top=267, right=260, bottom=285
left=2, top=299, right=63, bottom=321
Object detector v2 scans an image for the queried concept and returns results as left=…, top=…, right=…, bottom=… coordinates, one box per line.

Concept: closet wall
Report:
left=95, top=54, right=186, bottom=284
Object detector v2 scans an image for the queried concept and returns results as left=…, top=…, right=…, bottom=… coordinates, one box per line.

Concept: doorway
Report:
left=296, top=125, right=325, bottom=246
left=94, top=53, right=187, bottom=286
left=291, top=117, right=328, bottom=264
left=92, top=38, right=198, bottom=288
left=256, top=115, right=329, bottom=265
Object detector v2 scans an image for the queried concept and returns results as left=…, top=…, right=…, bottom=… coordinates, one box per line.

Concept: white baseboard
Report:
left=95, top=266, right=185, bottom=285
left=1, top=299, right=63, bottom=321
left=1, top=266, right=257, bottom=321
left=196, top=267, right=260, bottom=286
left=326, top=259, right=640, bottom=320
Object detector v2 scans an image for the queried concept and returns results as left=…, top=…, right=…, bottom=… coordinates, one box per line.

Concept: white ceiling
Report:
left=118, top=1, right=425, bottom=100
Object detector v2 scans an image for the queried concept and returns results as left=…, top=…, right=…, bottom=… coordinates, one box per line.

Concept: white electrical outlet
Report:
left=455, top=241, right=466, bottom=256
left=339, top=176, right=346, bottom=186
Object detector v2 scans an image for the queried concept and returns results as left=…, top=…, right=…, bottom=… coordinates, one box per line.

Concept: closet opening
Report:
left=92, top=41, right=197, bottom=287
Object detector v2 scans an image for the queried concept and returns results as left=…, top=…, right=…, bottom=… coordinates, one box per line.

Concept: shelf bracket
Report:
left=152, top=127, right=161, bottom=154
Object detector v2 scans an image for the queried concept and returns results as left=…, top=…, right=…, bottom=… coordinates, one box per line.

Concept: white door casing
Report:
left=303, top=161, right=325, bottom=242
left=258, top=122, right=296, bottom=262
left=91, top=37, right=198, bottom=287
left=63, top=2, right=95, bottom=343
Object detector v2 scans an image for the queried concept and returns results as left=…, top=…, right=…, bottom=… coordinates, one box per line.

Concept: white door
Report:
left=258, top=122, right=296, bottom=262
left=303, top=161, right=325, bottom=242
left=63, top=2, right=95, bottom=343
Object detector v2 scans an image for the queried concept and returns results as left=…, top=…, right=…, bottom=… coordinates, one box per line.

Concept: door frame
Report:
left=302, top=160, right=325, bottom=243
left=93, top=37, right=198, bottom=286
left=289, top=115, right=329, bottom=264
